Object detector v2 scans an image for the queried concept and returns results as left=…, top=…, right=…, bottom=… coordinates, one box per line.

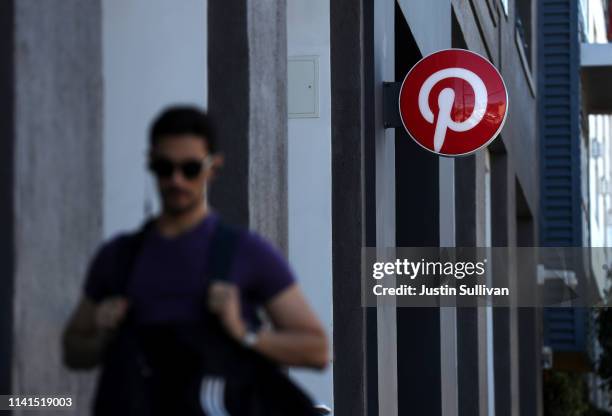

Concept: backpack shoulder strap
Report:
left=115, top=218, right=156, bottom=294
left=207, top=220, right=240, bottom=282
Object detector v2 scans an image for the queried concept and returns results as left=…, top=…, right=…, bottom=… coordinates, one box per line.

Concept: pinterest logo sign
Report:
left=399, top=49, right=508, bottom=156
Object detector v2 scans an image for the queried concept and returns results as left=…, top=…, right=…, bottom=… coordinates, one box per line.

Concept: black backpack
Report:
left=92, top=219, right=319, bottom=416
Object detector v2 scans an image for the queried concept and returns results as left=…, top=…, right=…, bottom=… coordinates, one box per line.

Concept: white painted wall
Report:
left=286, top=0, right=334, bottom=408
left=103, top=0, right=207, bottom=237
left=586, top=0, right=608, bottom=43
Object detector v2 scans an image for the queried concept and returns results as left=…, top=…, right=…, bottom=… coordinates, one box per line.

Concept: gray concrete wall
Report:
left=247, top=0, right=288, bottom=252
left=12, top=1, right=103, bottom=414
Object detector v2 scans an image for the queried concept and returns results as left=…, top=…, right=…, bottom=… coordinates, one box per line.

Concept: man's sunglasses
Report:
left=148, top=157, right=210, bottom=180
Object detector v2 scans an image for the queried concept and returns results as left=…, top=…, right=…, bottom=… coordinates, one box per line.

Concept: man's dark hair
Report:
left=150, top=106, right=217, bottom=153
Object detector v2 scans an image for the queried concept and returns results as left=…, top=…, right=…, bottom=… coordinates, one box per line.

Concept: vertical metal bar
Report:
left=330, top=0, right=368, bottom=414
left=440, top=157, right=458, bottom=416
left=208, top=1, right=250, bottom=228
left=374, top=1, right=398, bottom=415
left=435, top=1, right=457, bottom=414
left=0, top=0, right=14, bottom=402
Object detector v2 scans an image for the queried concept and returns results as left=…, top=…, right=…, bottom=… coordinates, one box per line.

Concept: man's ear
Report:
left=207, top=154, right=224, bottom=179
left=211, top=154, right=224, bottom=169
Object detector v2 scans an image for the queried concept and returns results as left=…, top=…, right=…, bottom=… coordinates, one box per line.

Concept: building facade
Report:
left=332, top=1, right=541, bottom=415
left=1, top=0, right=610, bottom=415
left=539, top=0, right=612, bottom=412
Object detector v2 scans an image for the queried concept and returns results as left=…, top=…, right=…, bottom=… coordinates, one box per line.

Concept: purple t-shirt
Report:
left=84, top=213, right=295, bottom=327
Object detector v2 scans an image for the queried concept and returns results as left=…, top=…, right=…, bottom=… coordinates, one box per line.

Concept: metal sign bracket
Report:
left=383, top=81, right=403, bottom=129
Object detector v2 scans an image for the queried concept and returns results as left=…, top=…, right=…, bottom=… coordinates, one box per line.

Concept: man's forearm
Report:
left=251, top=329, right=329, bottom=369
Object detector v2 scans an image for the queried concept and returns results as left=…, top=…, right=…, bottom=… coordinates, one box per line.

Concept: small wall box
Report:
left=288, top=56, right=319, bottom=118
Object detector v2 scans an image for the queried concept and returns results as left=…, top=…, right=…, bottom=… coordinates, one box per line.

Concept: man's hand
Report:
left=94, top=297, right=129, bottom=331
left=63, top=296, right=128, bottom=370
left=208, top=282, right=247, bottom=341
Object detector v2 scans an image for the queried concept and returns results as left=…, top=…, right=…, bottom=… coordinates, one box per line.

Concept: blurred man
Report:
left=63, top=107, right=328, bottom=413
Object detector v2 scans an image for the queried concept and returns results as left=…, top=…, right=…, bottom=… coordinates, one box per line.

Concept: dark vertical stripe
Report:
left=0, top=0, right=14, bottom=407
left=490, top=150, right=512, bottom=416
left=362, top=0, right=379, bottom=414
left=330, top=0, right=368, bottom=415
left=207, top=1, right=250, bottom=227
left=455, top=152, right=481, bottom=416
left=518, top=307, right=540, bottom=416
left=516, top=184, right=541, bottom=416
left=394, top=6, right=442, bottom=416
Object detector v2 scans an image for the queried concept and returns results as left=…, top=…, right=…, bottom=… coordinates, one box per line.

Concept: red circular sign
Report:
left=399, top=49, right=508, bottom=156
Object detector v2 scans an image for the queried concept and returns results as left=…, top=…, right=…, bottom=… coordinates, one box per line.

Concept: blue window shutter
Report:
left=539, top=0, right=587, bottom=353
